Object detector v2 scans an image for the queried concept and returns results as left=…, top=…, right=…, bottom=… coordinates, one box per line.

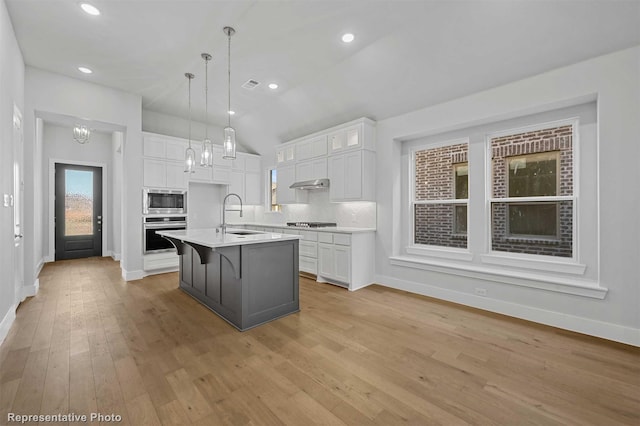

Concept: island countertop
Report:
left=157, top=228, right=301, bottom=249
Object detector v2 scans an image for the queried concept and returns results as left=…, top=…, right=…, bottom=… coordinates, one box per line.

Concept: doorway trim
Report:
left=47, top=158, right=108, bottom=262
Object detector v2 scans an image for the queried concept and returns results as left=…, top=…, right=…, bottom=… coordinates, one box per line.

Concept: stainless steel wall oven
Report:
left=143, top=216, right=186, bottom=254
left=143, top=188, right=186, bottom=215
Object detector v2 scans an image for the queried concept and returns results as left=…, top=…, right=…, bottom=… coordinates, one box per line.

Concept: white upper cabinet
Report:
left=296, top=136, right=328, bottom=161
left=295, top=158, right=328, bottom=182
left=143, top=132, right=260, bottom=189
left=329, top=150, right=376, bottom=202
left=165, top=140, right=186, bottom=162
left=329, top=124, right=363, bottom=153
left=226, top=152, right=262, bottom=205
left=143, top=134, right=166, bottom=158
left=276, top=144, right=296, bottom=164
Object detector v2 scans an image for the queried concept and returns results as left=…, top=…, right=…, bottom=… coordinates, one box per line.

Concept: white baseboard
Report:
left=20, top=278, right=39, bottom=302
left=0, top=304, right=16, bottom=347
left=111, top=252, right=121, bottom=261
left=122, top=268, right=144, bottom=281
left=375, top=274, right=640, bottom=347
left=44, top=255, right=54, bottom=263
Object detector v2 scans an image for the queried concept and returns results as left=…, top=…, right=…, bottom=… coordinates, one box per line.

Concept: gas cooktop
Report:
left=286, top=222, right=337, bottom=228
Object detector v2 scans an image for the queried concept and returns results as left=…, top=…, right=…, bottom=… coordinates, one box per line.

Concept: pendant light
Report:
left=200, top=53, right=213, bottom=167
left=184, top=72, right=196, bottom=173
left=223, top=26, right=236, bottom=159
left=73, top=124, right=91, bottom=144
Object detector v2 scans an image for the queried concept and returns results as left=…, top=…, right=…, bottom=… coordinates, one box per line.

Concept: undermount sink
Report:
left=226, top=230, right=263, bottom=235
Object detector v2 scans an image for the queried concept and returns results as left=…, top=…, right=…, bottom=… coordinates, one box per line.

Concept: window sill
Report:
left=389, top=255, right=606, bottom=299
left=481, top=253, right=586, bottom=275
left=406, top=245, right=474, bottom=262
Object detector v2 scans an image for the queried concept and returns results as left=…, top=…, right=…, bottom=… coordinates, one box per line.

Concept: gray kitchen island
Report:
left=158, top=228, right=301, bottom=331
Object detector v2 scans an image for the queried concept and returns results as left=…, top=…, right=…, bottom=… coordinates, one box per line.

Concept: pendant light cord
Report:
left=188, top=75, right=192, bottom=148
left=204, top=57, right=209, bottom=140
left=227, top=31, right=231, bottom=128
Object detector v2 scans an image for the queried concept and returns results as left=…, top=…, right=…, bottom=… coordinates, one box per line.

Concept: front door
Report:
left=55, top=163, right=103, bottom=260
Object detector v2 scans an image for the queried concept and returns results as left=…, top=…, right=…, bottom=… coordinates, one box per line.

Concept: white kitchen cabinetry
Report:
left=296, top=136, right=328, bottom=161
left=298, top=230, right=318, bottom=274
left=226, top=152, right=262, bottom=205
left=295, top=158, right=328, bottom=182
left=276, top=164, right=308, bottom=204
left=316, top=231, right=374, bottom=290
left=276, top=144, right=296, bottom=164
left=143, top=134, right=188, bottom=189
left=328, top=149, right=375, bottom=202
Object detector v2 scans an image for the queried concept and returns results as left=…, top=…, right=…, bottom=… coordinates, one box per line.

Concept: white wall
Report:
left=0, top=0, right=25, bottom=344
left=24, top=67, right=143, bottom=281
left=142, top=109, right=253, bottom=154
left=375, top=46, right=640, bottom=345
left=188, top=183, right=226, bottom=229
left=41, top=123, right=114, bottom=259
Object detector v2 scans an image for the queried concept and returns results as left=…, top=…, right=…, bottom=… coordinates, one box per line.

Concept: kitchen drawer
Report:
left=298, top=230, right=318, bottom=241
left=333, top=234, right=351, bottom=246
left=299, top=256, right=317, bottom=274
left=299, top=241, right=317, bottom=258
left=318, top=233, right=333, bottom=244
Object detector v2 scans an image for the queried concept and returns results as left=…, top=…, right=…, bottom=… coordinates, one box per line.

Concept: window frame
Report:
left=485, top=117, right=579, bottom=263
left=265, top=168, right=282, bottom=213
left=407, top=137, right=470, bottom=257
left=453, top=162, right=468, bottom=235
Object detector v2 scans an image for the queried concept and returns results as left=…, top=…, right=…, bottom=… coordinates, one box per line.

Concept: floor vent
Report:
left=241, top=79, right=260, bottom=90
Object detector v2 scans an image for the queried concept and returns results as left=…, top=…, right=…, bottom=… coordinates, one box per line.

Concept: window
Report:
left=268, top=168, right=281, bottom=212
left=411, top=141, right=468, bottom=249
left=453, top=163, right=468, bottom=234
left=490, top=124, right=573, bottom=257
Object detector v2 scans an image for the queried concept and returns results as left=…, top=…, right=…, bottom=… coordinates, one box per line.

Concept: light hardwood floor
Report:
left=0, top=257, right=638, bottom=425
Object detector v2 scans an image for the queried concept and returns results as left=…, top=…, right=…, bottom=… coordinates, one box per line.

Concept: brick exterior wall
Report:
left=414, top=143, right=468, bottom=248
left=491, top=125, right=573, bottom=257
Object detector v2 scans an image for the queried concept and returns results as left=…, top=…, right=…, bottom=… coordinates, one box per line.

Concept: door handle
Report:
left=14, top=234, right=23, bottom=239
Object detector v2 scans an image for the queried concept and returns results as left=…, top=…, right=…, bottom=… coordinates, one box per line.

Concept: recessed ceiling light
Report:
left=268, top=83, right=279, bottom=90
left=80, top=3, right=100, bottom=16
left=228, top=110, right=235, bottom=115
left=341, top=33, right=355, bottom=43
left=78, top=66, right=93, bottom=74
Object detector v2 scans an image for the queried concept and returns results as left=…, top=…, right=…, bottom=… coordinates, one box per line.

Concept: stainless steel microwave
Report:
left=143, top=188, right=187, bottom=215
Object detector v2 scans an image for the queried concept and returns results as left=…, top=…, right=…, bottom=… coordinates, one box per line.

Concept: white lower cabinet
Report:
left=316, top=231, right=374, bottom=290
left=298, top=230, right=318, bottom=274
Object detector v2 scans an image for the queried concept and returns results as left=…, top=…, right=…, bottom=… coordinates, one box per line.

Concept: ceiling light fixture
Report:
left=223, top=26, right=236, bottom=160
left=200, top=53, right=213, bottom=167
left=184, top=72, right=196, bottom=173
left=80, top=3, right=100, bottom=16
left=341, top=33, right=355, bottom=43
left=73, top=125, right=91, bottom=144
left=227, top=110, right=235, bottom=115
left=78, top=66, right=92, bottom=74
left=268, top=83, right=279, bottom=90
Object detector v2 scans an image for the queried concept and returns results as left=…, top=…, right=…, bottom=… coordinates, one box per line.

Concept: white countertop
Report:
left=229, top=223, right=376, bottom=234
left=158, top=228, right=301, bottom=248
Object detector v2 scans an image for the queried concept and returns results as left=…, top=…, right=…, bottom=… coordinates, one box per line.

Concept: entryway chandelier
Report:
left=73, top=124, right=90, bottom=144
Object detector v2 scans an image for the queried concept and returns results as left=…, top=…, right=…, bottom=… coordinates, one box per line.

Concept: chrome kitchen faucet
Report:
left=221, top=193, right=243, bottom=234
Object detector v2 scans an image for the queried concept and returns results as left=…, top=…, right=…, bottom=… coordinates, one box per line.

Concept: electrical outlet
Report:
left=475, top=287, right=488, bottom=296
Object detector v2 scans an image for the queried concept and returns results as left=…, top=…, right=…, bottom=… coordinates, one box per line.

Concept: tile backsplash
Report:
left=226, top=190, right=376, bottom=228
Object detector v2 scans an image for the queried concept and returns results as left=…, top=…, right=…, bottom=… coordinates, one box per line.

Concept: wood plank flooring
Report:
left=1, top=257, right=638, bottom=425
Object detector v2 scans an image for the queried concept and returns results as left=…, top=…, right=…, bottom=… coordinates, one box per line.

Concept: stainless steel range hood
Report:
left=289, top=178, right=330, bottom=190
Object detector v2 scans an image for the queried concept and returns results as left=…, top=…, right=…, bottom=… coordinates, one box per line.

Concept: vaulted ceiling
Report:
left=6, top=0, right=640, bottom=155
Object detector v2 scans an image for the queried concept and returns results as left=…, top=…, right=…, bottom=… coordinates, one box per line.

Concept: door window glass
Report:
left=65, top=169, right=93, bottom=236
